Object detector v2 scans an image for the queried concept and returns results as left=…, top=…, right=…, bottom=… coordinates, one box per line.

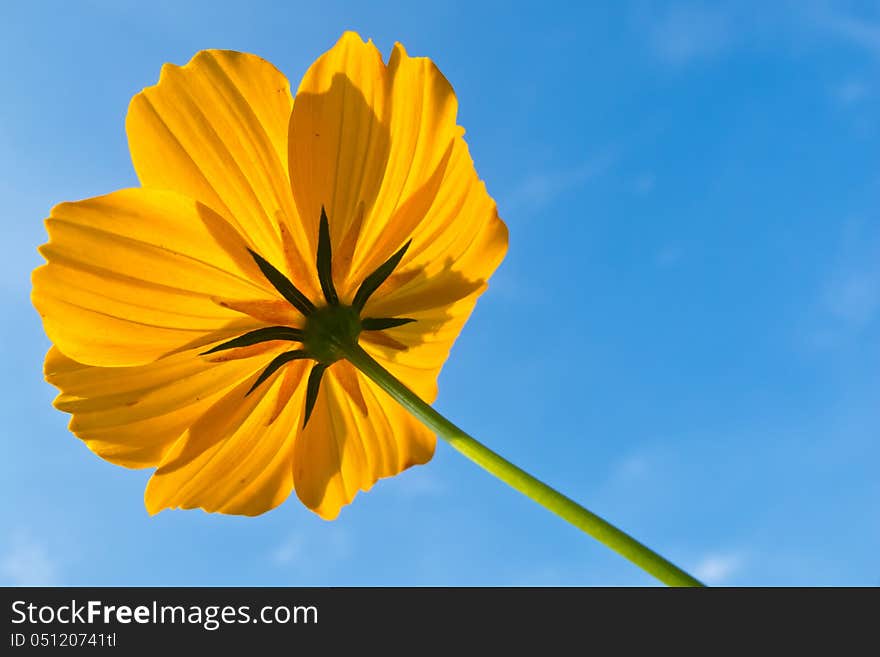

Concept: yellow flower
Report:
left=31, top=32, right=507, bottom=520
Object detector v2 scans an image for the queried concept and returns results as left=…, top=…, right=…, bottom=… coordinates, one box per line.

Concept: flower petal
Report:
left=144, top=358, right=309, bottom=516
left=45, top=345, right=272, bottom=468
left=344, top=42, right=460, bottom=291
left=288, top=34, right=465, bottom=299
left=33, top=188, right=274, bottom=367
left=293, top=361, right=435, bottom=519
left=285, top=31, right=506, bottom=406
left=126, top=49, right=316, bottom=296
left=359, top=132, right=508, bottom=400
left=288, top=31, right=391, bottom=280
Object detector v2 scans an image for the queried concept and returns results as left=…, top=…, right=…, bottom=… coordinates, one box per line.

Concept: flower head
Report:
left=31, top=32, right=507, bottom=519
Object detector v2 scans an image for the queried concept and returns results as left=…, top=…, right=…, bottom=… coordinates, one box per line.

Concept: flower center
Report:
left=303, top=304, right=361, bottom=364
left=202, top=206, right=416, bottom=427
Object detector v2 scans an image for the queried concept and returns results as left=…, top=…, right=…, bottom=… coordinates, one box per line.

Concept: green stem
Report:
left=340, top=342, right=703, bottom=587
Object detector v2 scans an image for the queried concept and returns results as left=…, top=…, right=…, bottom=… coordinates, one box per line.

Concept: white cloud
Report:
left=819, top=8, right=880, bottom=55
left=835, top=80, right=870, bottom=105
left=824, top=268, right=880, bottom=328
left=801, top=219, right=880, bottom=351
left=648, top=5, right=733, bottom=66
left=693, top=551, right=745, bottom=585
left=615, top=453, right=651, bottom=482
left=818, top=219, right=880, bottom=332
left=271, top=534, right=304, bottom=566
left=271, top=526, right=352, bottom=571
left=504, top=153, right=616, bottom=214
left=635, top=173, right=656, bottom=195
left=389, top=469, right=446, bottom=496
left=642, top=3, right=880, bottom=70
left=592, top=448, right=659, bottom=506
left=655, top=244, right=684, bottom=268
left=0, top=532, right=59, bottom=586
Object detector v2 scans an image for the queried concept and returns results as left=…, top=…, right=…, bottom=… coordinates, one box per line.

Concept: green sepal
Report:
left=201, top=326, right=304, bottom=355
left=246, top=349, right=311, bottom=396
left=248, top=249, right=315, bottom=316
left=303, top=362, right=328, bottom=427
left=317, top=206, right=339, bottom=306
left=361, top=317, right=416, bottom=331
left=351, top=240, right=411, bottom=312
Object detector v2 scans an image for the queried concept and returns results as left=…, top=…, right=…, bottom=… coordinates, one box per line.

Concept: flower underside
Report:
left=202, top=206, right=415, bottom=428
left=32, top=36, right=511, bottom=520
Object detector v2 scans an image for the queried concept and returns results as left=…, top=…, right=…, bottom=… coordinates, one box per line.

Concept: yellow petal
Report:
left=344, top=42, right=460, bottom=290
left=214, top=298, right=303, bottom=327
left=45, top=344, right=273, bottom=468
left=286, top=33, right=506, bottom=404
left=293, top=363, right=435, bottom=519
left=33, top=188, right=273, bottom=367
left=287, top=33, right=466, bottom=300
left=144, top=359, right=309, bottom=516
left=288, top=31, right=390, bottom=280
left=127, top=49, right=317, bottom=298
left=359, top=132, right=508, bottom=400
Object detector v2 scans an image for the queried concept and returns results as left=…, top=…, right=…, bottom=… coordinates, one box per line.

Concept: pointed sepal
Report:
left=303, top=362, right=329, bottom=428
left=246, top=349, right=311, bottom=396
left=360, top=317, right=417, bottom=331
left=201, top=326, right=304, bottom=355
left=351, top=240, right=411, bottom=312
left=317, top=206, right=339, bottom=306
left=248, top=249, right=315, bottom=316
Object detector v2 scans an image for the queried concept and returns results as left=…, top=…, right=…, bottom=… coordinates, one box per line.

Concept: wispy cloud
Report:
left=800, top=219, right=880, bottom=352
left=634, top=172, right=656, bottom=195
left=818, top=219, right=880, bottom=331
left=590, top=447, right=661, bottom=511
left=655, top=244, right=684, bottom=268
left=503, top=153, right=616, bottom=215
left=647, top=4, right=733, bottom=66
left=693, top=551, right=745, bottom=585
left=642, top=3, right=880, bottom=70
left=0, top=531, right=59, bottom=586
left=613, top=452, right=652, bottom=482
left=272, top=535, right=304, bottom=566
left=818, top=6, right=880, bottom=55
left=824, top=268, right=880, bottom=328
left=387, top=469, right=446, bottom=497
left=834, top=79, right=870, bottom=106
left=271, top=526, right=353, bottom=571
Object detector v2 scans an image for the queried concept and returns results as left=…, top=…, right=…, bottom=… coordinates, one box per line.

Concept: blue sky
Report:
left=2, top=1, right=879, bottom=586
